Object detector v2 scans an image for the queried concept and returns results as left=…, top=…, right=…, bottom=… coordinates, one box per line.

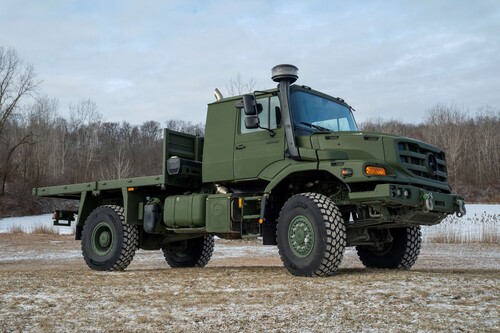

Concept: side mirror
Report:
left=245, top=115, right=260, bottom=129
left=242, top=94, right=257, bottom=115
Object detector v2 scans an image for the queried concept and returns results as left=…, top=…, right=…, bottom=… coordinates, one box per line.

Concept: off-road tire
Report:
left=81, top=205, right=139, bottom=271
left=277, top=192, right=346, bottom=276
left=162, top=235, right=215, bottom=268
left=356, top=226, right=422, bottom=269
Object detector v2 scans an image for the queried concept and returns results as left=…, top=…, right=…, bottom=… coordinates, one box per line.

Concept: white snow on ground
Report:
left=212, top=243, right=279, bottom=259
left=0, top=251, right=82, bottom=262
left=0, top=204, right=498, bottom=239
left=0, top=214, right=74, bottom=234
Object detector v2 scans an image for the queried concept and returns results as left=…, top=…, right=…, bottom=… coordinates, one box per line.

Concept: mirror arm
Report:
left=262, top=127, right=276, bottom=137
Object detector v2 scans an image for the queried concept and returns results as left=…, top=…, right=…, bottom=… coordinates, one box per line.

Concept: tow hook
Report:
left=421, top=191, right=434, bottom=211
left=455, top=198, right=466, bottom=217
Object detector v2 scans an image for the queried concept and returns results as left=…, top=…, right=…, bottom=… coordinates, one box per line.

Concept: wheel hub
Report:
left=91, top=222, right=114, bottom=256
left=288, top=215, right=315, bottom=258
left=99, top=231, right=111, bottom=247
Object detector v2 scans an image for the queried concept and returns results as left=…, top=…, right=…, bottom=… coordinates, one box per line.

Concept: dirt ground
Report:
left=0, top=234, right=498, bottom=333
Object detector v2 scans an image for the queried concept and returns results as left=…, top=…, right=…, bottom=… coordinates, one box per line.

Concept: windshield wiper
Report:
left=300, top=121, right=331, bottom=133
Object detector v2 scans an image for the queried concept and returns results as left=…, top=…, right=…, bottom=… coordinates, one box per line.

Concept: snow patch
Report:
left=0, top=204, right=498, bottom=241
left=0, top=251, right=82, bottom=262
left=0, top=214, right=74, bottom=235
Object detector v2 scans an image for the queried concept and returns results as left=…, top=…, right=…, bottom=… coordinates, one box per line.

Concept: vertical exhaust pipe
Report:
left=272, top=64, right=300, bottom=159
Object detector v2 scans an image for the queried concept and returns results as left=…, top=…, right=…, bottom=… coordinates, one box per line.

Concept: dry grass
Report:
left=9, top=225, right=62, bottom=235
left=6, top=224, right=65, bottom=235
left=7, top=226, right=26, bottom=234
left=425, top=211, right=499, bottom=244
left=31, top=225, right=60, bottom=235
left=0, top=234, right=498, bottom=333
left=1, top=267, right=498, bottom=333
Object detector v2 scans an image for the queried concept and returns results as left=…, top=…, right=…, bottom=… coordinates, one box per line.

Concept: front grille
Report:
left=397, top=141, right=448, bottom=183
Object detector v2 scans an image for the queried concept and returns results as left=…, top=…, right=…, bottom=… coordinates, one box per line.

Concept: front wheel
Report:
left=356, top=226, right=422, bottom=269
left=277, top=192, right=346, bottom=277
left=162, top=235, right=215, bottom=268
left=81, top=205, right=139, bottom=271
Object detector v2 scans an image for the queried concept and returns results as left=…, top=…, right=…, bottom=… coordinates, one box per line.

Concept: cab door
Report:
left=233, top=95, right=285, bottom=180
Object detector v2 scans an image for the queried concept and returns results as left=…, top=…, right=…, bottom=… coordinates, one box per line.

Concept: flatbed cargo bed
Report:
left=32, top=175, right=165, bottom=199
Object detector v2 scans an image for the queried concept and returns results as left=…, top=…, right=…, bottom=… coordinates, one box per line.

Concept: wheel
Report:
left=276, top=192, right=346, bottom=276
left=356, top=226, right=422, bottom=269
left=162, top=235, right=215, bottom=268
left=81, top=205, right=139, bottom=271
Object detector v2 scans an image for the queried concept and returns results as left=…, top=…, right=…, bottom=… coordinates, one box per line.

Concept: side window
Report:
left=240, top=95, right=281, bottom=134
left=270, top=95, right=281, bottom=129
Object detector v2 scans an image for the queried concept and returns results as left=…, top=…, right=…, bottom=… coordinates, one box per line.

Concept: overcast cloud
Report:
left=2, top=0, right=499, bottom=125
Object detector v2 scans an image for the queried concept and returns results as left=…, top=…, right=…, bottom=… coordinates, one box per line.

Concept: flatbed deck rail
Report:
left=32, top=175, right=165, bottom=199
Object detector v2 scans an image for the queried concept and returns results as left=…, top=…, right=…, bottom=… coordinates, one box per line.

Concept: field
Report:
left=0, top=232, right=498, bottom=333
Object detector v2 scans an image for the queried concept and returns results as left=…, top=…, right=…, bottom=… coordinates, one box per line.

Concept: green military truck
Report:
left=33, top=64, right=466, bottom=276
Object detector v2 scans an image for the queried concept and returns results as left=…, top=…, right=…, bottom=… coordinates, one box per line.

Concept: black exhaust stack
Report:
left=272, top=64, right=300, bottom=159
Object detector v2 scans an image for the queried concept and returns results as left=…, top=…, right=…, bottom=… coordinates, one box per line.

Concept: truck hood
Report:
left=298, top=131, right=395, bottom=161
left=297, top=131, right=450, bottom=191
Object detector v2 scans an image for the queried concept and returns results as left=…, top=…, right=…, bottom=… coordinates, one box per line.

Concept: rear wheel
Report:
left=356, top=226, right=422, bottom=269
left=277, top=192, right=346, bottom=276
left=162, top=235, right=215, bottom=268
left=81, top=205, right=139, bottom=271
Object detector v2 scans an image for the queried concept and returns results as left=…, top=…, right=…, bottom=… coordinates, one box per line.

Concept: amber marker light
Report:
left=127, top=187, right=135, bottom=192
left=238, top=197, right=243, bottom=209
left=341, top=168, right=353, bottom=177
left=365, top=166, right=387, bottom=176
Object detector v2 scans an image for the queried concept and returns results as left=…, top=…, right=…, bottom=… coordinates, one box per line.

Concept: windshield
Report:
left=290, top=90, right=358, bottom=134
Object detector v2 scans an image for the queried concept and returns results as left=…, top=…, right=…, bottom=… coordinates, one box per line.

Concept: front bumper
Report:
left=347, top=183, right=465, bottom=225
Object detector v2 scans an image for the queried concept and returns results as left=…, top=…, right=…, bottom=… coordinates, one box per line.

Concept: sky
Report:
left=1, top=0, right=499, bottom=125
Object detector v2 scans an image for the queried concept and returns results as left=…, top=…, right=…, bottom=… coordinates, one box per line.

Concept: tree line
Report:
left=0, top=47, right=203, bottom=215
left=0, top=46, right=498, bottom=216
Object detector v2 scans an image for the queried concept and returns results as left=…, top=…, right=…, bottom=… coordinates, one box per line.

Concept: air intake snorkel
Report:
left=272, top=64, right=300, bottom=159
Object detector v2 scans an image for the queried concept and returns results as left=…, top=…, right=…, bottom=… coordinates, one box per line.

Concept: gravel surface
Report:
left=0, top=234, right=498, bottom=332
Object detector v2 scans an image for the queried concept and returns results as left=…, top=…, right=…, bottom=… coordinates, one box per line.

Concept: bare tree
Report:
left=69, top=99, right=102, bottom=181
left=100, top=146, right=134, bottom=180
left=360, top=118, right=419, bottom=138
left=225, top=72, right=256, bottom=96
left=473, top=106, right=499, bottom=186
left=24, top=96, right=60, bottom=187
left=166, top=119, right=204, bottom=136
left=422, top=105, right=470, bottom=185
left=0, top=119, right=32, bottom=196
left=0, top=47, right=40, bottom=195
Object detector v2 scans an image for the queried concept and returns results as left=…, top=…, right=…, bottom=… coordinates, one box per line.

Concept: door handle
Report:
left=236, top=144, right=246, bottom=150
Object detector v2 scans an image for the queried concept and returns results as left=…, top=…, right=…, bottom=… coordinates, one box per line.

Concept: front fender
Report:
left=263, top=160, right=323, bottom=192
